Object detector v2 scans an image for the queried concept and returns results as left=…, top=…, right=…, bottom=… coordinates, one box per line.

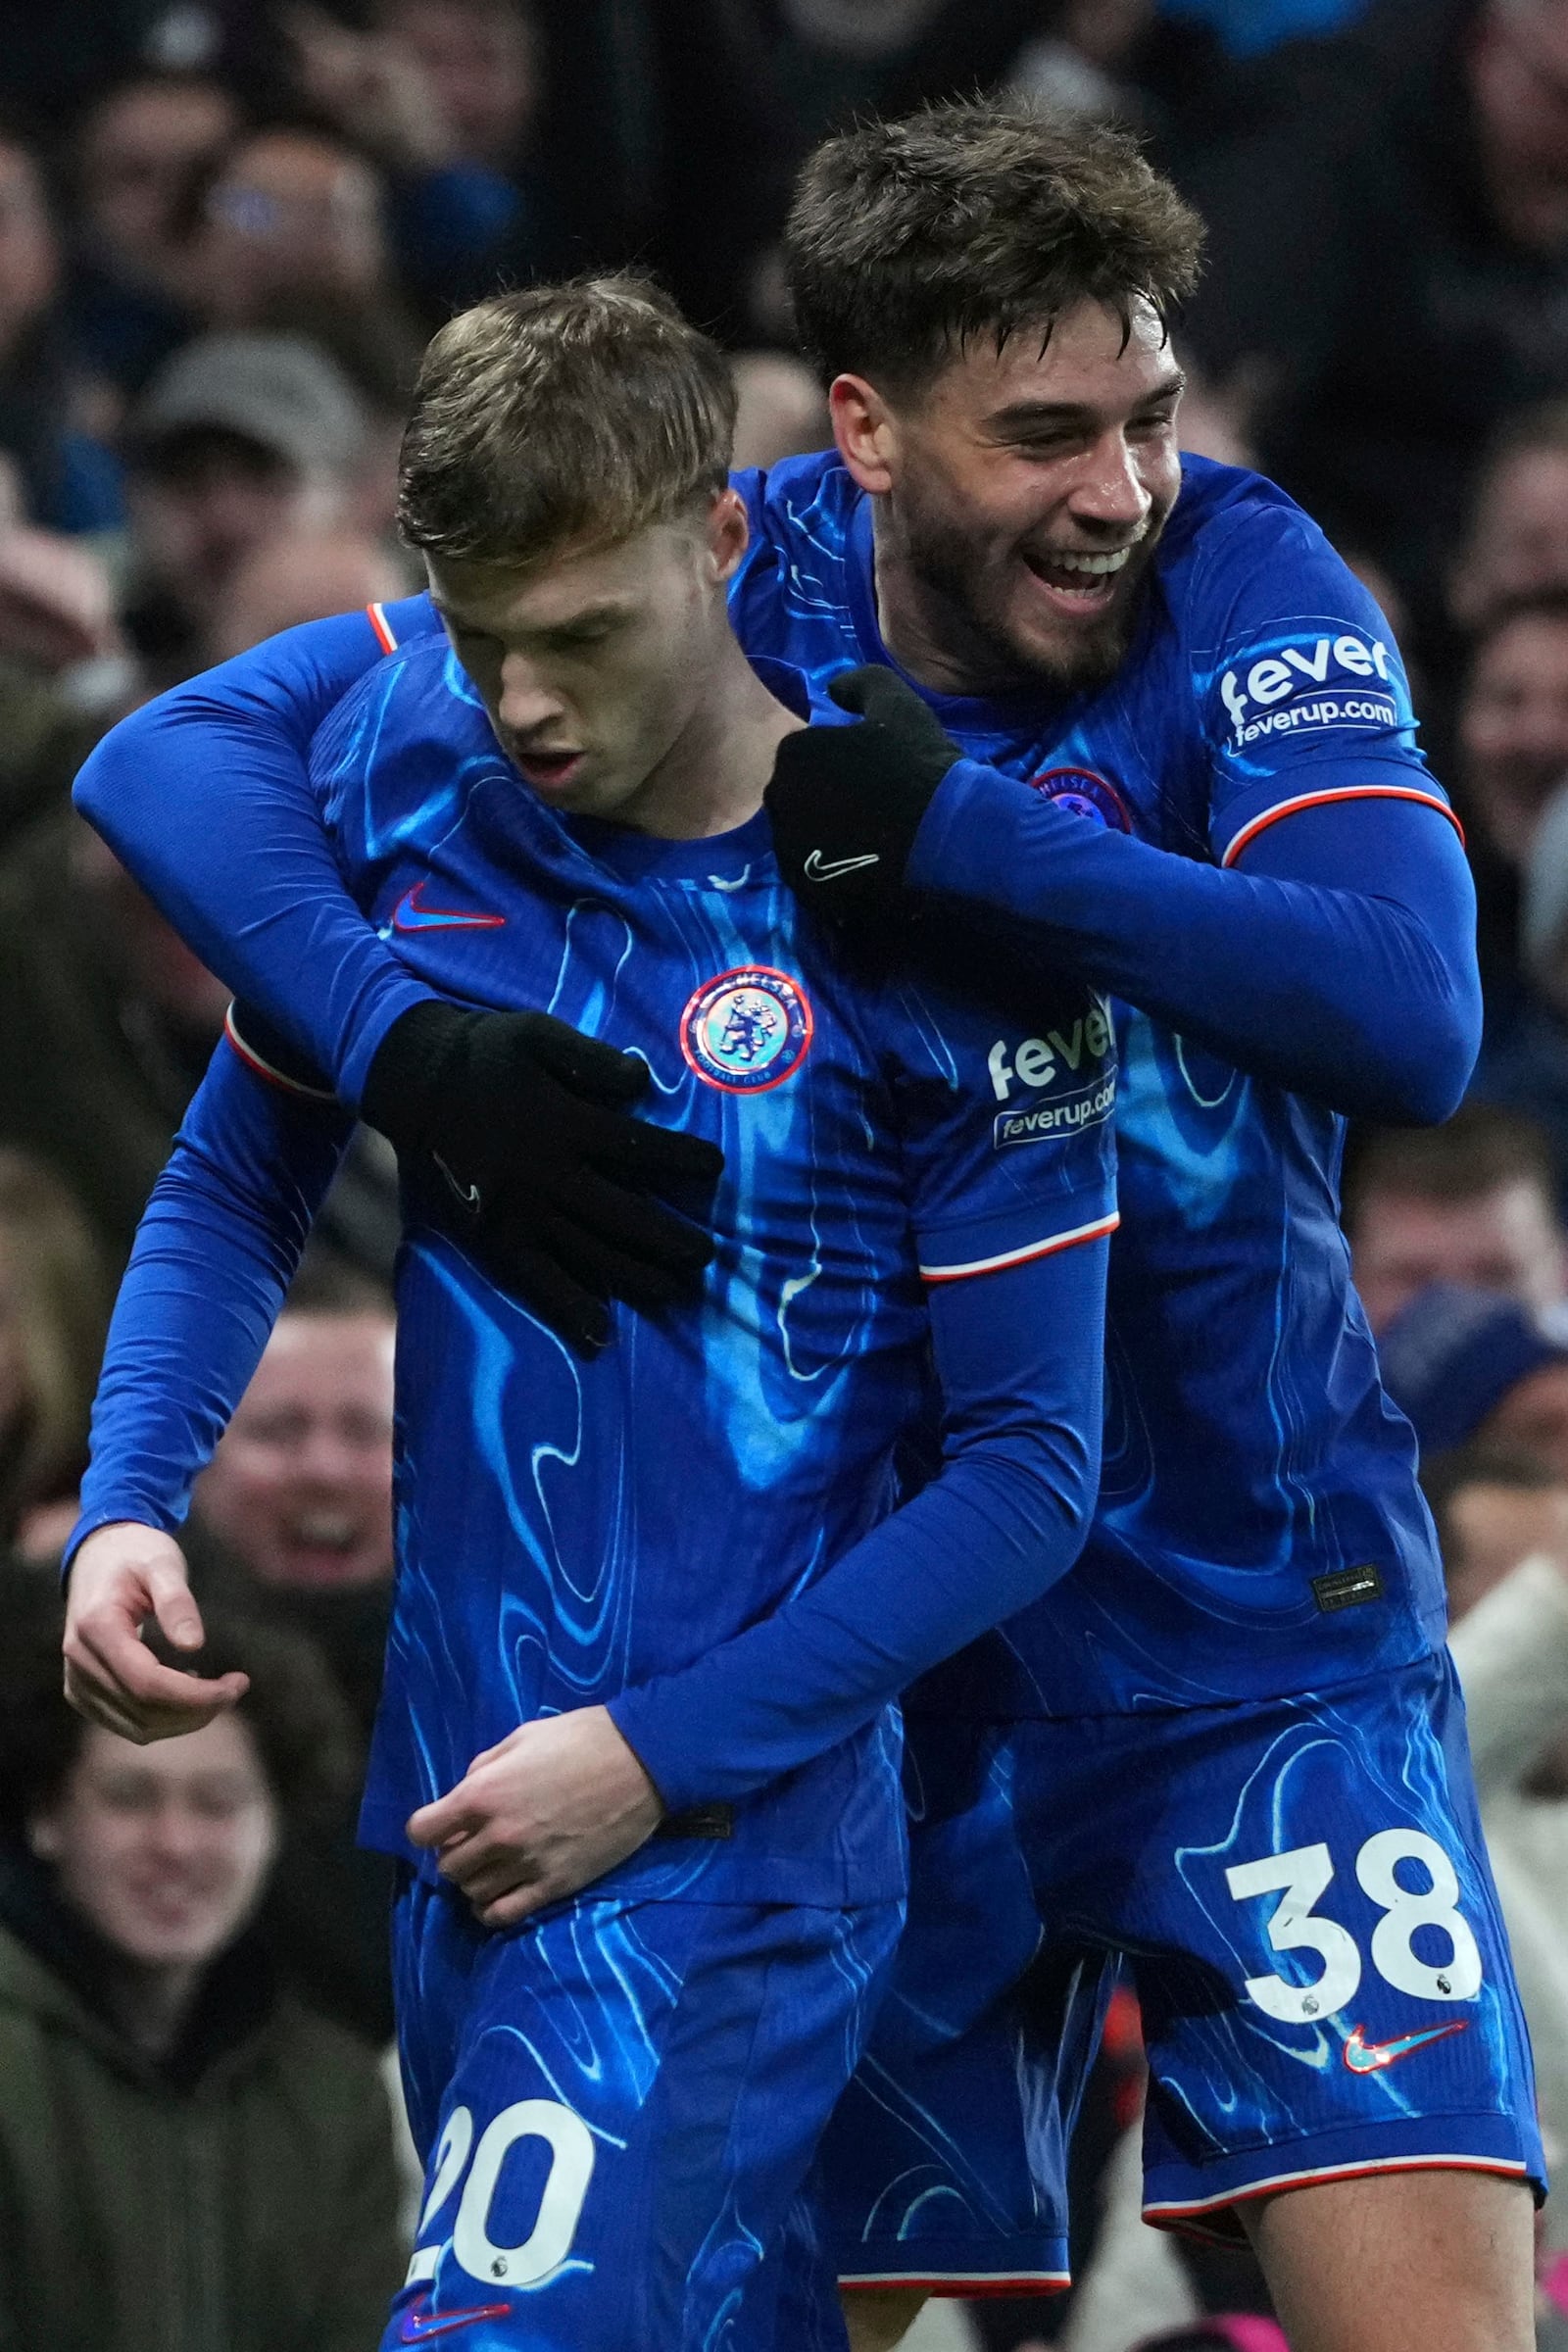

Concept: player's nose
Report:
left=1065, top=430, right=1152, bottom=530
left=497, top=655, right=567, bottom=730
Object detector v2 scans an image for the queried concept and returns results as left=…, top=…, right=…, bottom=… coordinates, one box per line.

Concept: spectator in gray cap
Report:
left=120, top=330, right=368, bottom=686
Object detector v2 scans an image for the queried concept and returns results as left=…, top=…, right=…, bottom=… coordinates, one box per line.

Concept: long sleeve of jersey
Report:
left=73, top=598, right=437, bottom=1106
left=608, top=1231, right=1105, bottom=1810
left=68, top=1030, right=1105, bottom=1802
left=69, top=1044, right=353, bottom=1556
left=907, top=778, right=1481, bottom=1124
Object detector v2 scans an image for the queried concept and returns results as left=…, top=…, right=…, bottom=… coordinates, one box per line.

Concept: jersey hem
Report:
left=355, top=1806, right=906, bottom=1911
left=903, top=1614, right=1446, bottom=1722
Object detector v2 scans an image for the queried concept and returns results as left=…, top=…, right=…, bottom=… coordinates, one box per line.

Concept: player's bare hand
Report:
left=407, top=1706, right=664, bottom=1927
left=63, top=1523, right=249, bottom=1743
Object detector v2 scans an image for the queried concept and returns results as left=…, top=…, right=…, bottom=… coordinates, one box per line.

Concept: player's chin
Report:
left=1003, top=599, right=1134, bottom=693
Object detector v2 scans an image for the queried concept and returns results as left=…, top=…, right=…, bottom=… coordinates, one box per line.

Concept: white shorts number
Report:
left=1354, top=1828, right=1482, bottom=2001
left=409, top=2098, right=596, bottom=2290
left=1224, top=1841, right=1361, bottom=2023
left=1224, top=1830, right=1481, bottom=2023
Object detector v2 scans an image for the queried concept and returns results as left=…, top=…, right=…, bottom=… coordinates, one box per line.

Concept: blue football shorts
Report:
left=820, top=1650, right=1544, bottom=2292
left=381, top=1875, right=901, bottom=2349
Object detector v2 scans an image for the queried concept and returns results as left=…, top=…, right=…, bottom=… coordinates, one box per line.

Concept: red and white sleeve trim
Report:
left=1220, top=784, right=1463, bottom=868
left=223, top=1005, right=337, bottom=1102
left=919, top=1208, right=1118, bottom=1286
left=367, top=600, right=399, bottom=655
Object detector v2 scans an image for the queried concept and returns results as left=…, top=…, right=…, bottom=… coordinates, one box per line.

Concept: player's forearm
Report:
left=609, top=1233, right=1108, bottom=1808
left=70, top=1051, right=350, bottom=1561
left=909, top=768, right=1481, bottom=1124
left=73, top=603, right=436, bottom=1104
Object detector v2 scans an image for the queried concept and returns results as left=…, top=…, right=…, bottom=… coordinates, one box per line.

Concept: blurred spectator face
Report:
left=204, top=528, right=411, bottom=663
left=1452, top=438, right=1568, bottom=626
left=1352, top=1172, right=1568, bottom=1331
left=1477, top=1359, right=1568, bottom=1476
left=127, top=428, right=340, bottom=617
left=29, top=1714, right=278, bottom=1971
left=1443, top=1469, right=1568, bottom=1619
left=77, top=77, right=237, bottom=283
left=197, top=1309, right=396, bottom=1589
left=199, top=131, right=388, bottom=324
left=382, top=0, right=538, bottom=171
left=1458, top=605, right=1568, bottom=863
left=0, top=140, right=57, bottom=365
left=1471, top=0, right=1568, bottom=250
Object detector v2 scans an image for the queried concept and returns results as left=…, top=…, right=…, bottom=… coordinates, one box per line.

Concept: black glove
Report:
left=764, top=664, right=963, bottom=921
left=362, top=1001, right=722, bottom=1353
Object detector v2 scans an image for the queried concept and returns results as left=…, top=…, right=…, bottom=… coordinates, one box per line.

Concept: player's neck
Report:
left=868, top=504, right=1026, bottom=700
left=624, top=633, right=801, bottom=841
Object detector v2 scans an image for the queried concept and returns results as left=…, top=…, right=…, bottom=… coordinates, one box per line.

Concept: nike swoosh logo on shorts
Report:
left=803, top=849, right=881, bottom=880
left=1342, top=2020, right=1469, bottom=2073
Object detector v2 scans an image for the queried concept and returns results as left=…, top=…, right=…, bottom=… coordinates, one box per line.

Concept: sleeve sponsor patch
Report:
left=1215, top=628, right=1406, bottom=752
left=986, top=1001, right=1116, bottom=1149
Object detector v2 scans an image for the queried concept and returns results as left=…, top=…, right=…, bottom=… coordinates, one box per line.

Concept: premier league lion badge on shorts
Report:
left=681, top=966, right=814, bottom=1093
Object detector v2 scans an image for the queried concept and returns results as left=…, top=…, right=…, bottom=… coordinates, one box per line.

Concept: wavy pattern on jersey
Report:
left=730, top=446, right=1448, bottom=1715
left=314, top=631, right=1115, bottom=1901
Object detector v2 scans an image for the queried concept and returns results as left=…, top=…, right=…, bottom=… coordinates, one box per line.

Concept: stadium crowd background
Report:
left=4, top=1, right=1568, bottom=2346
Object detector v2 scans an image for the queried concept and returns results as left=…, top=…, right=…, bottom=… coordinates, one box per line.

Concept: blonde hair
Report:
left=397, top=274, right=737, bottom=567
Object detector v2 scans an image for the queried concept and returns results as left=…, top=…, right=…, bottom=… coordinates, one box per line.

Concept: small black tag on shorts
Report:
left=1311, top=1562, right=1385, bottom=1613
left=653, top=1803, right=733, bottom=1841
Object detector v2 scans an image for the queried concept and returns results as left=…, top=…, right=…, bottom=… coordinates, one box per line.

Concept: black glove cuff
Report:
left=361, top=999, right=472, bottom=1153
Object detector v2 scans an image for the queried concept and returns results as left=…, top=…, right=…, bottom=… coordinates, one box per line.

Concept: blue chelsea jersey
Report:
left=307, top=635, right=1117, bottom=1901
left=729, top=448, right=1452, bottom=1714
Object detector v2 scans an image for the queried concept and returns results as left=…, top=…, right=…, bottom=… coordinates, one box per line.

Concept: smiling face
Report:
left=427, top=496, right=749, bottom=829
left=196, top=1309, right=395, bottom=1588
left=837, top=296, right=1184, bottom=696
left=32, top=1714, right=277, bottom=1970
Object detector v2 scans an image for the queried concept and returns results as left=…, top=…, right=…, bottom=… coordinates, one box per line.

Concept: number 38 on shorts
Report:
left=1225, top=1830, right=1483, bottom=2025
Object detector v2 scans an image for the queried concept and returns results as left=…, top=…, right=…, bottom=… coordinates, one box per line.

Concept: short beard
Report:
left=904, top=507, right=1159, bottom=698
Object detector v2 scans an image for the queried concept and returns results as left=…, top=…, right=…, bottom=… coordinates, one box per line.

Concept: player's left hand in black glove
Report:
left=764, top=663, right=962, bottom=922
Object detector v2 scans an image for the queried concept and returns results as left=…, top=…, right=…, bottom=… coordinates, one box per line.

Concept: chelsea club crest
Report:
left=680, top=966, right=814, bottom=1093
left=1028, top=766, right=1132, bottom=831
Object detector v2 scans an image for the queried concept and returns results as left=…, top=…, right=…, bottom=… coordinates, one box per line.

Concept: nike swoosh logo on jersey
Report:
left=392, top=881, right=507, bottom=932
left=803, top=849, right=881, bottom=881
left=1342, top=2020, right=1469, bottom=2074
left=398, top=2292, right=512, bottom=2339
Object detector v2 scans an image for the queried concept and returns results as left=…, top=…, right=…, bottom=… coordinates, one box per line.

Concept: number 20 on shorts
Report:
left=1223, top=1831, right=1484, bottom=2026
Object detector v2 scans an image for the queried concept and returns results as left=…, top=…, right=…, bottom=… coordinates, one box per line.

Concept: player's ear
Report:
left=704, top=486, right=750, bottom=585
left=829, top=374, right=899, bottom=498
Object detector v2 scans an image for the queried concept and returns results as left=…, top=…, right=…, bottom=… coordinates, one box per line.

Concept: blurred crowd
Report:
left=6, top=1, right=1568, bottom=2347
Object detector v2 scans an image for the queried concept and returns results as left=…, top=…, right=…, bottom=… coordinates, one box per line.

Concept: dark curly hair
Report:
left=0, top=1572, right=360, bottom=1837
left=784, top=100, right=1205, bottom=395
